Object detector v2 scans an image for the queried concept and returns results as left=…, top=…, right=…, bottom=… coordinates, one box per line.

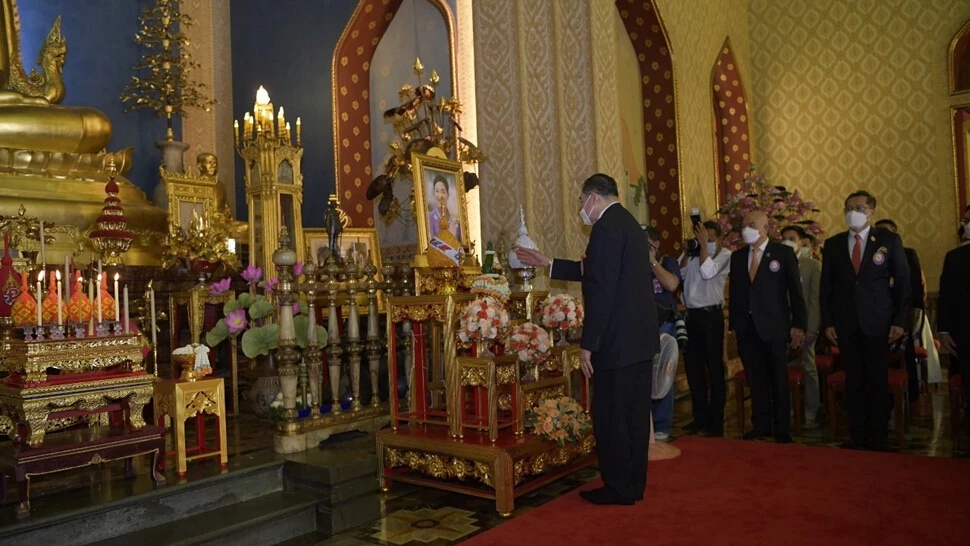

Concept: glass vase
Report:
left=556, top=327, right=570, bottom=347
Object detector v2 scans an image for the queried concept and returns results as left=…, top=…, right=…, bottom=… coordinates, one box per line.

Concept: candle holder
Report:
left=111, top=321, right=123, bottom=336
left=34, top=325, right=46, bottom=341
left=73, top=322, right=86, bottom=339
left=95, top=322, right=109, bottom=338
left=21, top=326, right=37, bottom=342
left=49, top=324, right=66, bottom=340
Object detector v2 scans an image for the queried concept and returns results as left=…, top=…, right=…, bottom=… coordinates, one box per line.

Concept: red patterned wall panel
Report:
left=712, top=38, right=751, bottom=204
left=616, top=0, right=682, bottom=253
left=333, top=0, right=405, bottom=228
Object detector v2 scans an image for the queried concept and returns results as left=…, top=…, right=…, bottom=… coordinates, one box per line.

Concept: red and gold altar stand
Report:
left=0, top=318, right=162, bottom=518
left=377, top=293, right=593, bottom=515
left=153, top=376, right=229, bottom=477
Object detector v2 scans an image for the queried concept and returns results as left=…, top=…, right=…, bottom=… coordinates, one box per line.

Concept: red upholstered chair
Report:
left=950, top=374, right=964, bottom=455
left=827, top=368, right=908, bottom=446
left=733, top=367, right=805, bottom=438
left=815, top=353, right=837, bottom=408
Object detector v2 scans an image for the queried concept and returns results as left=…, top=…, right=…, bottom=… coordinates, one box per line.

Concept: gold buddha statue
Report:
left=0, top=0, right=166, bottom=266
left=0, top=0, right=111, bottom=153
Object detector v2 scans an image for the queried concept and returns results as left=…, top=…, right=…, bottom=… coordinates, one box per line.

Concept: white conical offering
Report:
left=508, top=206, right=538, bottom=269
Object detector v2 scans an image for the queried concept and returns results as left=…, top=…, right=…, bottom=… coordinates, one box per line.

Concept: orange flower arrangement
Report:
left=525, top=396, right=590, bottom=446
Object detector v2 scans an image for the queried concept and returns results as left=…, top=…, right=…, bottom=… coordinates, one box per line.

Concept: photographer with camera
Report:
left=644, top=225, right=682, bottom=441
left=679, top=215, right=731, bottom=437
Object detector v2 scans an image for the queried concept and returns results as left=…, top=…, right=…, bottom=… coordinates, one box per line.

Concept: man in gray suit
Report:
left=782, top=225, right=822, bottom=426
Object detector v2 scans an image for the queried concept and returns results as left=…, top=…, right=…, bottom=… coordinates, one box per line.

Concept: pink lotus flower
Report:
left=209, top=277, right=231, bottom=295
left=226, top=308, right=248, bottom=334
left=263, top=277, right=279, bottom=294
left=294, top=261, right=304, bottom=277
left=292, top=302, right=301, bottom=315
left=241, top=264, right=263, bottom=285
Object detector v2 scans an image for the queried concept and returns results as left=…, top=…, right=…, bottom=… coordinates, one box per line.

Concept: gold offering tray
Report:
left=0, top=335, right=144, bottom=384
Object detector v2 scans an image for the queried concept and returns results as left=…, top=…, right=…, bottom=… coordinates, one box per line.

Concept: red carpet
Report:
left=463, top=437, right=970, bottom=545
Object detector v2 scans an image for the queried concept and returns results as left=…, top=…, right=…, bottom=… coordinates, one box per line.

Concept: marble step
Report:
left=0, top=459, right=286, bottom=545
left=100, top=490, right=318, bottom=546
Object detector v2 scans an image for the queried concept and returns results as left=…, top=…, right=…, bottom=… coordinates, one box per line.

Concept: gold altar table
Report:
left=168, top=285, right=239, bottom=415
left=153, top=377, right=228, bottom=477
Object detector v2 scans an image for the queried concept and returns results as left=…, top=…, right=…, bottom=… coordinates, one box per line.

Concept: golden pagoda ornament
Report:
left=89, top=161, right=135, bottom=266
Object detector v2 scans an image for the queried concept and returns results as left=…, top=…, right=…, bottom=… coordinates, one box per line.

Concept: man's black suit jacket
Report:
left=549, top=204, right=659, bottom=370
left=820, top=227, right=911, bottom=338
left=727, top=241, right=807, bottom=341
left=903, top=247, right=924, bottom=310
left=938, top=244, right=970, bottom=343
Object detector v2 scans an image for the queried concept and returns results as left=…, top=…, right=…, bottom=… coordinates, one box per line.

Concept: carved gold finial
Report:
left=429, top=69, right=439, bottom=86
left=412, top=57, right=424, bottom=75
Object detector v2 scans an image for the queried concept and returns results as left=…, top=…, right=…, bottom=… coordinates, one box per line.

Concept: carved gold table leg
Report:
left=494, top=452, right=515, bottom=516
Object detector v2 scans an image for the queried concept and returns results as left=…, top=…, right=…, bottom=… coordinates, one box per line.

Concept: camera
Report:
left=685, top=208, right=703, bottom=256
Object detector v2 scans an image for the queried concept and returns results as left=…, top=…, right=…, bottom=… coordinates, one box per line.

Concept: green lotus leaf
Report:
left=248, top=298, right=276, bottom=320
left=205, top=318, right=229, bottom=347
left=241, top=323, right=280, bottom=358
left=293, top=315, right=329, bottom=349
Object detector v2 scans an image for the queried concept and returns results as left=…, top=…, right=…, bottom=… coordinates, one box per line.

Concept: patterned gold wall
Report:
left=749, top=0, right=970, bottom=289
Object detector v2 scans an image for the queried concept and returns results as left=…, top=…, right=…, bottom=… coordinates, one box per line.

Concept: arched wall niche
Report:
left=615, top=0, right=684, bottom=254
left=711, top=37, right=751, bottom=205
left=331, top=0, right=457, bottom=230
left=949, top=17, right=970, bottom=96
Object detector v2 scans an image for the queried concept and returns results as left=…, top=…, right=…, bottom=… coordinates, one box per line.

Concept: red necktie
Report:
left=852, top=233, right=862, bottom=274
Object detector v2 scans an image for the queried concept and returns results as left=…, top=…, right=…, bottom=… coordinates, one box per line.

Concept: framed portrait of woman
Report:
left=411, top=150, right=469, bottom=253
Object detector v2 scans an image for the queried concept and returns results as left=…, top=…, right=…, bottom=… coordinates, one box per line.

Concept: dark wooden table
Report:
left=0, top=425, right=166, bottom=518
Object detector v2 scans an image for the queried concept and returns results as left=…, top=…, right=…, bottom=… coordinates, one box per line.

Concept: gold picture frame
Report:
left=162, top=168, right=220, bottom=232
left=304, top=227, right=385, bottom=314
left=411, top=150, right=469, bottom=253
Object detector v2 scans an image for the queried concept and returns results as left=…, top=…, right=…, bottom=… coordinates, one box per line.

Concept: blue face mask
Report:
left=707, top=242, right=717, bottom=256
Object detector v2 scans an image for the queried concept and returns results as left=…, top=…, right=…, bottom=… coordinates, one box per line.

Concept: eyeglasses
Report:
left=843, top=205, right=870, bottom=213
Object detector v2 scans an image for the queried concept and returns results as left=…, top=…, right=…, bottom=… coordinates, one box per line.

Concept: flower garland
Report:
left=505, top=322, right=552, bottom=365
left=525, top=396, right=591, bottom=446
left=469, top=273, right=511, bottom=303
left=457, top=296, right=510, bottom=344
left=540, top=293, right=584, bottom=331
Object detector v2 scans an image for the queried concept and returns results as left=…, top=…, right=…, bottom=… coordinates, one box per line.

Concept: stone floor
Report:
left=1, top=379, right=964, bottom=545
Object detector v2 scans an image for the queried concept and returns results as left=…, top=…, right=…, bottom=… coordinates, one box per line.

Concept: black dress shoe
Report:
left=742, top=430, right=770, bottom=440
left=683, top=421, right=707, bottom=432
left=775, top=434, right=794, bottom=444
left=580, top=487, right=635, bottom=506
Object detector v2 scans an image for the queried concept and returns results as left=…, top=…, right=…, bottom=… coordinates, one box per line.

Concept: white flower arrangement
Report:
left=458, top=297, right=511, bottom=343
left=540, top=293, right=584, bottom=331
left=505, top=322, right=552, bottom=365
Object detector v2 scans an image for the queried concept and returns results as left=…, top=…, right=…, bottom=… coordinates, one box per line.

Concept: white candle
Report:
left=38, top=221, right=46, bottom=264
left=113, top=273, right=120, bottom=322
left=123, top=286, right=129, bottom=334
left=96, top=273, right=103, bottom=323
left=56, top=270, right=62, bottom=325
left=149, top=285, right=157, bottom=347
left=36, top=271, right=44, bottom=326
left=64, top=255, right=71, bottom=307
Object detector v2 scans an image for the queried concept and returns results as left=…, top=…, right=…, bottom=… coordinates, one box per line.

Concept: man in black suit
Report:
left=821, top=191, right=910, bottom=451
left=874, top=218, right=925, bottom=402
left=938, top=218, right=970, bottom=448
left=515, top=173, right=659, bottom=505
left=728, top=211, right=806, bottom=443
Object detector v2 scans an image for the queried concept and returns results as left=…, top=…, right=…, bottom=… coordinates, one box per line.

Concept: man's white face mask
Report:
left=580, top=194, right=595, bottom=226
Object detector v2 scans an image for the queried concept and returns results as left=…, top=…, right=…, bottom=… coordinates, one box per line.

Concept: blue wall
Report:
left=230, top=0, right=358, bottom=227
left=18, top=0, right=179, bottom=196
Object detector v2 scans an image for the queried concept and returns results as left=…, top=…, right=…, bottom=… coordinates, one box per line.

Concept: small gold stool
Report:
left=153, top=377, right=228, bottom=477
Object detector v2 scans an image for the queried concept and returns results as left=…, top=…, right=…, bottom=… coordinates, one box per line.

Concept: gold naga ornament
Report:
left=366, top=57, right=485, bottom=222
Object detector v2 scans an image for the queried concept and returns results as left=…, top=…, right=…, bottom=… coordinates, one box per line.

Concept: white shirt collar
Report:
left=598, top=201, right=620, bottom=219
left=851, top=225, right=871, bottom=240
left=752, top=238, right=769, bottom=253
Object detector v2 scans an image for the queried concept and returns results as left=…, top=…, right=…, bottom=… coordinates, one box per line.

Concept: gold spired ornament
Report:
left=0, top=0, right=166, bottom=265
left=235, top=86, right=305, bottom=270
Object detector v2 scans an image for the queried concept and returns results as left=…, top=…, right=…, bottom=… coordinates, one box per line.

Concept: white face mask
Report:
left=845, top=210, right=868, bottom=231
left=579, top=195, right=594, bottom=226
left=742, top=226, right=761, bottom=245
left=799, top=247, right=811, bottom=258
left=782, top=240, right=800, bottom=253
left=707, top=242, right=717, bottom=256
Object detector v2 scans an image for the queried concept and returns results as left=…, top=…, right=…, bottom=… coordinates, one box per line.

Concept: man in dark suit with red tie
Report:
left=515, top=173, right=659, bottom=505
left=821, top=190, right=911, bottom=451
left=728, top=211, right=806, bottom=443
